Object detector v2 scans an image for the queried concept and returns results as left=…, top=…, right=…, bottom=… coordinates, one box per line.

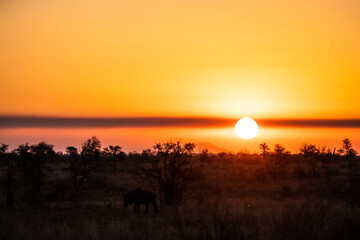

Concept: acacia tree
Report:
left=137, top=141, right=198, bottom=207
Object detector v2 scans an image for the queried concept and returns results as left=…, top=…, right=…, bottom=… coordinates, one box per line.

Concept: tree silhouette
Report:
left=81, top=136, right=101, bottom=157
left=268, top=144, right=288, bottom=178
left=341, top=138, right=357, bottom=161
left=67, top=146, right=83, bottom=193
left=259, top=142, right=270, bottom=161
left=299, top=144, right=318, bottom=161
left=1, top=143, right=17, bottom=208
left=68, top=136, right=101, bottom=193
left=299, top=144, right=322, bottom=176
left=66, top=146, right=78, bottom=156
left=29, top=142, right=55, bottom=205
left=137, top=141, right=198, bottom=206
left=103, top=145, right=125, bottom=171
left=274, top=144, right=286, bottom=155
left=14, top=143, right=31, bottom=204
left=199, top=149, right=211, bottom=163
left=12, top=142, right=55, bottom=205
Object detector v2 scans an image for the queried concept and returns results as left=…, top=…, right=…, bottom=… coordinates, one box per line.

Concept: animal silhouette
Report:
left=123, top=188, right=158, bottom=215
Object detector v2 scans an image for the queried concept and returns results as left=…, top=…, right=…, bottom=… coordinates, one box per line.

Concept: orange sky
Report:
left=1, top=0, right=360, bottom=152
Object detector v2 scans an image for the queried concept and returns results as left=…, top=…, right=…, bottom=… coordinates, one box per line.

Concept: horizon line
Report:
left=1, top=116, right=360, bottom=128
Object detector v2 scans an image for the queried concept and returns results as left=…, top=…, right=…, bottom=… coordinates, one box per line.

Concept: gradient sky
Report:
left=1, top=0, right=360, bottom=152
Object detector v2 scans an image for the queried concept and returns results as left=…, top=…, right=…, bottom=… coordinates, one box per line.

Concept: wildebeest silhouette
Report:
left=123, top=188, right=158, bottom=215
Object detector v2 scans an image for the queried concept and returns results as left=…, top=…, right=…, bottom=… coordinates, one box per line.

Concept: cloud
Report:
left=257, top=119, right=360, bottom=128
left=0, top=116, right=360, bottom=128
left=0, top=116, right=235, bottom=128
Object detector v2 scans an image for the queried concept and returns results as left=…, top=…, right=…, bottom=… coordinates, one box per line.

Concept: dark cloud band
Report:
left=257, top=119, right=360, bottom=128
left=0, top=116, right=360, bottom=128
left=0, top=116, right=235, bottom=128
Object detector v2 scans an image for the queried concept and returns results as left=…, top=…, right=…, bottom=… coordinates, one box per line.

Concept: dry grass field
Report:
left=1, top=140, right=360, bottom=240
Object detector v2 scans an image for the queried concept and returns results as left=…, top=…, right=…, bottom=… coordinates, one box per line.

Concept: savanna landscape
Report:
left=1, top=137, right=360, bottom=240
left=1, top=0, right=360, bottom=239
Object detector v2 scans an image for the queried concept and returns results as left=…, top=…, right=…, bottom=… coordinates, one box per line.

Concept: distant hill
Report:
left=194, top=142, right=228, bottom=153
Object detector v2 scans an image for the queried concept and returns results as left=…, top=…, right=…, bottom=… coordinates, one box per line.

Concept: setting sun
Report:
left=235, top=117, right=259, bottom=139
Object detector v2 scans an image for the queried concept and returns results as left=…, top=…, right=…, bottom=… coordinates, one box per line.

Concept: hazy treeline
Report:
left=0, top=137, right=360, bottom=239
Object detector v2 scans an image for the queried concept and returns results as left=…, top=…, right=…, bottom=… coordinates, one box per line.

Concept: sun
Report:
left=235, top=118, right=259, bottom=139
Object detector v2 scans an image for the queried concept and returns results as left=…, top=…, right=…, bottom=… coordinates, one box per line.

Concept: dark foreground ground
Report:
left=1, top=141, right=360, bottom=240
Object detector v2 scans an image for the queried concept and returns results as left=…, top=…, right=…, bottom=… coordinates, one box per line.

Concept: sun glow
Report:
left=235, top=118, right=259, bottom=139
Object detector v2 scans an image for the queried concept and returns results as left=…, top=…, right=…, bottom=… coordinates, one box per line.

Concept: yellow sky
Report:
left=1, top=0, right=360, bottom=119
